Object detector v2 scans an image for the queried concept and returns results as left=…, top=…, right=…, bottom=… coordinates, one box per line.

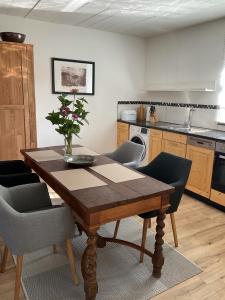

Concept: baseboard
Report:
left=185, top=189, right=225, bottom=213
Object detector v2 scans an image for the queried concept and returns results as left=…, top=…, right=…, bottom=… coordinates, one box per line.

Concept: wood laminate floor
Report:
left=0, top=194, right=225, bottom=300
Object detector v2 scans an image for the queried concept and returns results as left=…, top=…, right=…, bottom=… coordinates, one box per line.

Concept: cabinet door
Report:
left=162, top=139, right=186, bottom=158
left=149, top=136, right=162, bottom=161
left=162, top=131, right=187, bottom=144
left=186, top=145, right=214, bottom=198
left=0, top=109, right=26, bottom=159
left=117, top=122, right=129, bottom=146
left=0, top=43, right=36, bottom=159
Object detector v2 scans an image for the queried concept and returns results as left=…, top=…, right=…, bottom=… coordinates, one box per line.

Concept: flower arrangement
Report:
left=46, top=89, right=89, bottom=156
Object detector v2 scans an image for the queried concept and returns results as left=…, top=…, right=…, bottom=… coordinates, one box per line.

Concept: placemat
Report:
left=72, top=147, right=99, bottom=156
left=27, top=150, right=63, bottom=162
left=90, top=163, right=145, bottom=183
left=51, top=169, right=107, bottom=190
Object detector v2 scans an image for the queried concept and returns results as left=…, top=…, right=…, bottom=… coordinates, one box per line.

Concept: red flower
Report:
left=71, top=88, right=79, bottom=94
left=60, top=106, right=70, bottom=117
left=72, top=113, right=79, bottom=120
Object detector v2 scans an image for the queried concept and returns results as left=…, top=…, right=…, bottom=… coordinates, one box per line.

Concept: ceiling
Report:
left=1, top=0, right=225, bottom=37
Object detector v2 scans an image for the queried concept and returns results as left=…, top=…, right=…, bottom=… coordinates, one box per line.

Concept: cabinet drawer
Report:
left=162, top=140, right=186, bottom=158
left=210, top=189, right=225, bottom=207
left=150, top=129, right=162, bottom=138
left=163, top=131, right=187, bottom=144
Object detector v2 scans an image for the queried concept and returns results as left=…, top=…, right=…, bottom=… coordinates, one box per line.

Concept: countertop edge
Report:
left=117, top=119, right=225, bottom=143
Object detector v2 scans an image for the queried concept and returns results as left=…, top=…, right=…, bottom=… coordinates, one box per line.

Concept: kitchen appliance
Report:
left=129, top=125, right=150, bottom=165
left=187, top=136, right=215, bottom=150
left=212, top=142, right=225, bottom=193
left=121, top=110, right=137, bottom=122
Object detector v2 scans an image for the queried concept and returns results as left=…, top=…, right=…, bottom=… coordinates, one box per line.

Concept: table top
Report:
left=21, top=146, right=174, bottom=214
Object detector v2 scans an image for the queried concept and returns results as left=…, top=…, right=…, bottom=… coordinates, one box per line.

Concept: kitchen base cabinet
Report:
left=117, top=122, right=129, bottom=146
left=161, top=131, right=187, bottom=158
left=162, top=140, right=186, bottom=158
left=210, top=189, right=225, bottom=207
left=149, top=129, right=162, bottom=161
left=186, top=145, right=214, bottom=198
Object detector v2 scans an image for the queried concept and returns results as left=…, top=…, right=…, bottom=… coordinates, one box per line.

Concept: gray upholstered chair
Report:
left=114, top=152, right=192, bottom=262
left=105, top=140, right=145, bottom=168
left=0, top=182, right=78, bottom=300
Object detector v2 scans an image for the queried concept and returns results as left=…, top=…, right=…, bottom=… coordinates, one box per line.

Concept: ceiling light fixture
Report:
left=62, top=0, right=93, bottom=12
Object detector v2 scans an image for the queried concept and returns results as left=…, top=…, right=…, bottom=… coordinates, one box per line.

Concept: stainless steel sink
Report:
left=158, top=124, right=211, bottom=133
left=183, top=127, right=211, bottom=133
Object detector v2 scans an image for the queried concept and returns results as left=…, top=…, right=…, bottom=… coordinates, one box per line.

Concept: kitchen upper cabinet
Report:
left=117, top=122, right=129, bottom=146
left=186, top=145, right=214, bottom=198
left=0, top=42, right=37, bottom=160
left=145, top=24, right=223, bottom=91
left=149, top=129, right=162, bottom=161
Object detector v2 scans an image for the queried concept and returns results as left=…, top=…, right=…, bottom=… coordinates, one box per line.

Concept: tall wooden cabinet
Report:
left=0, top=42, right=37, bottom=160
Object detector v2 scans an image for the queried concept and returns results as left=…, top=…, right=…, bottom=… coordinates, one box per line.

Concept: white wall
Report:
left=0, top=14, right=147, bottom=152
left=146, top=19, right=225, bottom=86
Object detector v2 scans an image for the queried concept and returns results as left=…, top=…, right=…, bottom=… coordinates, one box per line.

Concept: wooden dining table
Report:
left=21, top=145, right=174, bottom=300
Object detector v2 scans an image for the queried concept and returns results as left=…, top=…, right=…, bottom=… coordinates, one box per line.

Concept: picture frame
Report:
left=51, top=57, right=95, bottom=95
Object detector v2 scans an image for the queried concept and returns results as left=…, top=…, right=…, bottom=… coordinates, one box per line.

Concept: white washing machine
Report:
left=129, top=125, right=150, bottom=166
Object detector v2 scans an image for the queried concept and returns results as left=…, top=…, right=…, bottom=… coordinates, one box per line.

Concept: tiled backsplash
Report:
left=118, top=101, right=224, bottom=131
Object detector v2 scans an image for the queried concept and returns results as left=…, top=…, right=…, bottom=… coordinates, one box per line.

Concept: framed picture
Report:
left=51, top=57, right=95, bottom=95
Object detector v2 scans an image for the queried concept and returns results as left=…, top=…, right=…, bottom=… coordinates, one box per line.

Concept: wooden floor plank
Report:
left=0, top=194, right=225, bottom=300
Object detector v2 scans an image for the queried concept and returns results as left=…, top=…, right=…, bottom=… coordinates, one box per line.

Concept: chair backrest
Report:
left=107, top=141, right=145, bottom=164
left=0, top=185, right=20, bottom=251
left=0, top=160, right=31, bottom=175
left=138, top=152, right=192, bottom=213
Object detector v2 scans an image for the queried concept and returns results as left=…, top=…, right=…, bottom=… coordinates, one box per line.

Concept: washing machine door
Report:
left=130, top=135, right=146, bottom=161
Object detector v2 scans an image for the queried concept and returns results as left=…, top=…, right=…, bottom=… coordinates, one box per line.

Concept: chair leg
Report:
left=113, top=220, right=121, bottom=239
left=53, top=244, right=57, bottom=254
left=140, top=219, right=149, bottom=263
left=14, top=255, right=23, bottom=300
left=75, top=222, right=83, bottom=236
left=66, top=239, right=79, bottom=285
left=148, top=219, right=151, bottom=228
left=170, top=213, right=178, bottom=247
left=0, top=245, right=9, bottom=273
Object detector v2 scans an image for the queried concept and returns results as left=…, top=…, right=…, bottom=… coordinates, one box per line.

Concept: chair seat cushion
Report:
left=139, top=210, right=158, bottom=219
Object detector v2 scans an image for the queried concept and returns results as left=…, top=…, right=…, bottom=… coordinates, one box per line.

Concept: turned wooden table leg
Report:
left=152, top=210, right=166, bottom=278
left=81, top=228, right=98, bottom=300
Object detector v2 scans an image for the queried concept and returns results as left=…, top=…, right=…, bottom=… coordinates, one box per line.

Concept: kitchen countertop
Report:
left=118, top=119, right=225, bottom=143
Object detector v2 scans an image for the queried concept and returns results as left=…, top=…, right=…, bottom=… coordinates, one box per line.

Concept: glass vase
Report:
left=64, top=135, right=73, bottom=158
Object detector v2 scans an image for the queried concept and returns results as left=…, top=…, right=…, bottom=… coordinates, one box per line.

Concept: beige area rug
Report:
left=21, top=218, right=202, bottom=300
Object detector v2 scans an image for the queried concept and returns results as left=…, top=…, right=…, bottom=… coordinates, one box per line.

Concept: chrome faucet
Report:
left=184, top=107, right=195, bottom=129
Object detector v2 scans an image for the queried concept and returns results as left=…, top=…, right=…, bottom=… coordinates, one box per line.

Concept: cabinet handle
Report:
left=168, top=141, right=176, bottom=146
